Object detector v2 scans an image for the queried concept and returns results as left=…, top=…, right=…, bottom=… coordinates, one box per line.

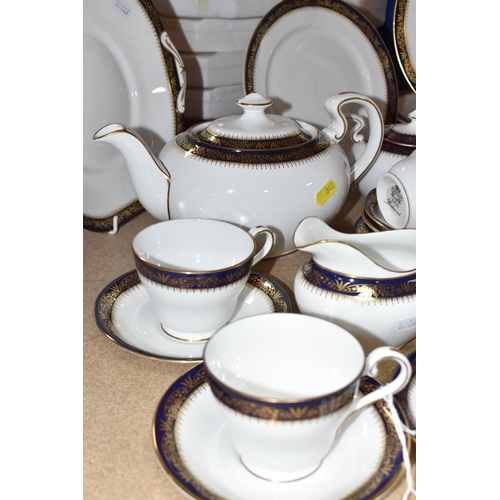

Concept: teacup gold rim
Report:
left=203, top=360, right=364, bottom=407
left=132, top=220, right=258, bottom=275
left=203, top=318, right=365, bottom=406
left=132, top=248, right=256, bottom=276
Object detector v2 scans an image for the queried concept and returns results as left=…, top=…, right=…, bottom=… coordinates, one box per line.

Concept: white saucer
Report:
left=95, top=270, right=291, bottom=362
left=153, top=364, right=409, bottom=499
left=245, top=0, right=399, bottom=129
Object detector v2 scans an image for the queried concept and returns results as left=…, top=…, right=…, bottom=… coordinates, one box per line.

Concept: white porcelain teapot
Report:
left=293, top=216, right=416, bottom=353
left=94, top=92, right=384, bottom=258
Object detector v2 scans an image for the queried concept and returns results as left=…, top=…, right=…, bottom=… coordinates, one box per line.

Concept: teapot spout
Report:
left=293, top=216, right=416, bottom=277
left=93, top=124, right=171, bottom=221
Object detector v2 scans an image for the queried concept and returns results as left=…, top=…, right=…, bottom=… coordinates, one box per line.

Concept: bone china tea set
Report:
left=87, top=0, right=417, bottom=497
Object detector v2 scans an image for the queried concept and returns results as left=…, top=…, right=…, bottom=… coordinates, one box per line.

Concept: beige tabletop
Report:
left=83, top=188, right=416, bottom=499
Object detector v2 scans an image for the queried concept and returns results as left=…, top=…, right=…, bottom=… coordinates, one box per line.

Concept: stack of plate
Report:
left=356, top=188, right=396, bottom=233
left=151, top=0, right=281, bottom=122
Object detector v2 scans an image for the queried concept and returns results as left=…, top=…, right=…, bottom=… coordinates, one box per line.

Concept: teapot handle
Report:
left=322, top=92, right=384, bottom=182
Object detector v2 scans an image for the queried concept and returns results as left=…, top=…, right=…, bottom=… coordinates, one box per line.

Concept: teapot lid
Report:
left=384, top=110, right=416, bottom=148
left=205, top=93, right=303, bottom=140
left=174, top=93, right=333, bottom=166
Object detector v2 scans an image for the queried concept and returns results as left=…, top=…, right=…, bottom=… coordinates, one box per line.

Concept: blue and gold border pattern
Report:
left=83, top=201, right=145, bottom=232
left=134, top=255, right=253, bottom=290
left=302, top=258, right=416, bottom=299
left=174, top=127, right=332, bottom=165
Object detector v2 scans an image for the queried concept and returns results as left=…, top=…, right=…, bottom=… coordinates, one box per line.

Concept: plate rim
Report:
left=392, top=0, right=416, bottom=93
left=244, top=0, right=399, bottom=126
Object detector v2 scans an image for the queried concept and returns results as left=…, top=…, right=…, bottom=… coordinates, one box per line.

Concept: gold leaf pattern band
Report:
left=301, top=258, right=416, bottom=299
left=206, top=372, right=357, bottom=421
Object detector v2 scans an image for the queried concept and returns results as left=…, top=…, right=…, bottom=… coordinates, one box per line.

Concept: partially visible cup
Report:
left=132, top=219, right=274, bottom=341
left=203, top=313, right=412, bottom=482
left=376, top=150, right=416, bottom=229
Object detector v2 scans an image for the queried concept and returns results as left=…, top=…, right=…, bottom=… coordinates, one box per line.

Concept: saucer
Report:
left=362, top=189, right=395, bottom=231
left=95, top=270, right=291, bottom=362
left=153, top=364, right=409, bottom=499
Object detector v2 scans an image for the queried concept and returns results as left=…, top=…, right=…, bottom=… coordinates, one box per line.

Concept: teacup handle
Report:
left=350, top=347, right=412, bottom=415
left=248, top=226, right=275, bottom=265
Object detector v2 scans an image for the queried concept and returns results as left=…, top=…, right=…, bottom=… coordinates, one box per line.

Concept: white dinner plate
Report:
left=83, top=0, right=184, bottom=232
left=245, top=0, right=399, bottom=130
left=393, top=0, right=416, bottom=92
left=94, top=270, right=291, bottom=361
left=153, top=364, right=409, bottom=499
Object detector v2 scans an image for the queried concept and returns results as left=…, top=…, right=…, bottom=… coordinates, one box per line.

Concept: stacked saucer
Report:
left=356, top=188, right=396, bottom=233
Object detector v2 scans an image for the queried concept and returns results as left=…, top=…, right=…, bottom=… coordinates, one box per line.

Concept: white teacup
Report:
left=376, top=150, right=416, bottom=229
left=132, top=219, right=274, bottom=341
left=203, top=313, right=412, bottom=482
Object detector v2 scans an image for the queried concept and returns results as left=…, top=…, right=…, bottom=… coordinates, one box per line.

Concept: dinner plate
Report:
left=83, top=0, right=184, bottom=232
left=94, top=270, right=291, bottom=362
left=393, top=0, right=416, bottom=92
left=244, top=0, right=399, bottom=130
left=153, top=364, right=409, bottom=499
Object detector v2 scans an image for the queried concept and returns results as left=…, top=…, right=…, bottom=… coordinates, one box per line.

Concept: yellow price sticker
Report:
left=316, top=179, right=337, bottom=206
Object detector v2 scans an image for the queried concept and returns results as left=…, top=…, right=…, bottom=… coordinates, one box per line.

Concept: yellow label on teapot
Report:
left=316, top=179, right=336, bottom=206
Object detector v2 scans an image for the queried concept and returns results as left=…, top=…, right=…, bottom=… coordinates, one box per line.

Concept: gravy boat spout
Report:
left=293, top=216, right=416, bottom=278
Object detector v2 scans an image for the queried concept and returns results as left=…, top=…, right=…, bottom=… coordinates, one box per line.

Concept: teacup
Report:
left=376, top=150, right=416, bottom=229
left=132, top=219, right=274, bottom=341
left=203, top=313, right=412, bottom=482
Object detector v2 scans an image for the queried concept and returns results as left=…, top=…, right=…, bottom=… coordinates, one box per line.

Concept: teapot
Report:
left=293, top=216, right=416, bottom=354
left=93, top=92, right=384, bottom=258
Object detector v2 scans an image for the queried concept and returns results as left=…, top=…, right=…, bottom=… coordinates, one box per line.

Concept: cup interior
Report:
left=133, top=219, right=255, bottom=271
left=204, top=314, right=365, bottom=400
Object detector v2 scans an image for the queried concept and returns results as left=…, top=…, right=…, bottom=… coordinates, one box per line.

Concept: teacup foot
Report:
left=240, top=456, right=322, bottom=483
left=160, top=324, right=215, bottom=343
